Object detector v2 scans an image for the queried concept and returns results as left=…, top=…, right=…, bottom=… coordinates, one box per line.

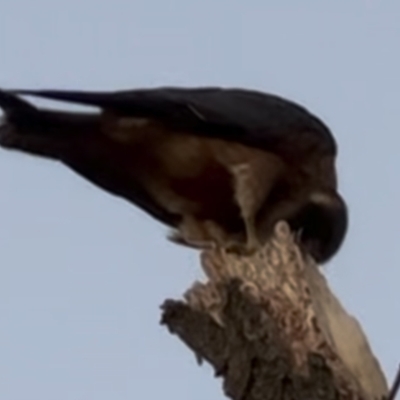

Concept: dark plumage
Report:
left=0, top=87, right=348, bottom=263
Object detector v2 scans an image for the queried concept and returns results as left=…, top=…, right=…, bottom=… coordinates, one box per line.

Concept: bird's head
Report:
left=287, top=190, right=348, bottom=264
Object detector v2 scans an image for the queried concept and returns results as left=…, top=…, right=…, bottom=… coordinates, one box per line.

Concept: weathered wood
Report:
left=161, top=222, right=388, bottom=400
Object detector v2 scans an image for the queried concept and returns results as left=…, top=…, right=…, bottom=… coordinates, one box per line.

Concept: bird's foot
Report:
left=223, top=239, right=260, bottom=256
left=225, top=216, right=262, bottom=256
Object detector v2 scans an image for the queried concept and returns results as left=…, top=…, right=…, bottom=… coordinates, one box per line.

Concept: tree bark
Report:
left=161, top=222, right=388, bottom=400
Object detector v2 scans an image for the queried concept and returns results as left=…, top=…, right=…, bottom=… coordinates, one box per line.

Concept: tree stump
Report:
left=161, top=222, right=388, bottom=400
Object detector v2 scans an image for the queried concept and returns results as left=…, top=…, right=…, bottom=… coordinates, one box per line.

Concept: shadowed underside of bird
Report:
left=0, top=86, right=348, bottom=263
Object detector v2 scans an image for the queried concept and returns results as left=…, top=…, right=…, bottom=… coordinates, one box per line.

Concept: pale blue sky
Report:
left=1, top=1, right=399, bottom=399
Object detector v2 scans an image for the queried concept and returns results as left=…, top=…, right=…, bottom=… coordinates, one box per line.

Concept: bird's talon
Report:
left=223, top=241, right=259, bottom=256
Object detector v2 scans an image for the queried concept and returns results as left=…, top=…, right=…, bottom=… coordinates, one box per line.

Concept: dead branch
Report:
left=161, top=222, right=388, bottom=400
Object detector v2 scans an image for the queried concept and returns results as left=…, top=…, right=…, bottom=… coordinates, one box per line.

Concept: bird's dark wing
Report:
left=0, top=89, right=180, bottom=227
left=14, top=87, right=337, bottom=158
left=64, top=155, right=181, bottom=227
left=0, top=87, right=347, bottom=263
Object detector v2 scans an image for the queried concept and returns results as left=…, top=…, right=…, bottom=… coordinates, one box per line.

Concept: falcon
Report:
left=0, top=87, right=348, bottom=263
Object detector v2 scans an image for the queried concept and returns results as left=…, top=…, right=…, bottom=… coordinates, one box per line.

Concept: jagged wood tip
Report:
left=161, top=221, right=388, bottom=400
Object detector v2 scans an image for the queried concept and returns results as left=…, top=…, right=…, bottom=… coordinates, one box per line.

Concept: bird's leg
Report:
left=227, top=159, right=284, bottom=255
left=244, top=215, right=259, bottom=250
left=228, top=163, right=264, bottom=254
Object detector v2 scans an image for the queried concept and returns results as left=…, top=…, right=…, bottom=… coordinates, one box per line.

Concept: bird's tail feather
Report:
left=0, top=89, right=100, bottom=159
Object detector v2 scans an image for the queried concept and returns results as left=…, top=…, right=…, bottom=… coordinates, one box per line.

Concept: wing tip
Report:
left=6, top=89, right=115, bottom=109
left=0, top=89, right=36, bottom=114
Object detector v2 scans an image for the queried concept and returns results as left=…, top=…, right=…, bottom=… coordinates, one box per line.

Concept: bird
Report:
left=0, top=86, right=348, bottom=263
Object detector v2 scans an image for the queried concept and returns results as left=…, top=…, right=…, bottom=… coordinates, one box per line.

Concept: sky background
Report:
left=1, top=1, right=399, bottom=399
